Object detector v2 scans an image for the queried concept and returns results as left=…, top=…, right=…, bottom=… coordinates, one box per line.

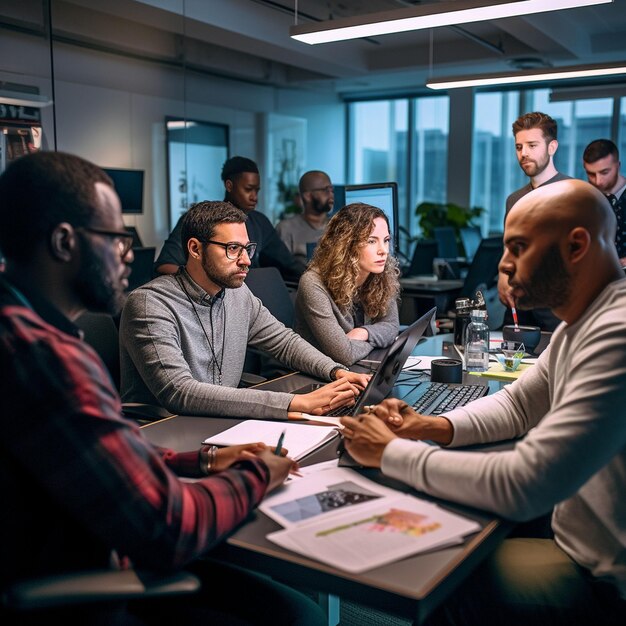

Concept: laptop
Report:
left=295, top=307, right=437, bottom=417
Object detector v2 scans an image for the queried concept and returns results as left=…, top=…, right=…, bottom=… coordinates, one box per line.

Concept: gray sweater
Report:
left=294, top=269, right=399, bottom=365
left=120, top=270, right=342, bottom=418
left=382, top=278, right=626, bottom=597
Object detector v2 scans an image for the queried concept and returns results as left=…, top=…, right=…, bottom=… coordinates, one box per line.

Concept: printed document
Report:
left=263, top=468, right=480, bottom=573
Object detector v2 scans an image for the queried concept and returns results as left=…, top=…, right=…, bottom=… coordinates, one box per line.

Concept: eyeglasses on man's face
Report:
left=307, top=185, right=334, bottom=194
left=75, top=226, right=134, bottom=257
left=203, top=239, right=257, bottom=261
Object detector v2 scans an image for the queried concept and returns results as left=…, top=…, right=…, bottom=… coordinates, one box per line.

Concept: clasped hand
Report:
left=340, top=398, right=449, bottom=467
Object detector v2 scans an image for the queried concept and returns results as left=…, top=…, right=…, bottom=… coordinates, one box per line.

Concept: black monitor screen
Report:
left=103, top=168, right=144, bottom=214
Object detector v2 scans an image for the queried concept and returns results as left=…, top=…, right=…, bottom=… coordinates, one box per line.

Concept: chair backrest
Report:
left=459, top=226, right=482, bottom=262
left=127, top=246, right=156, bottom=292
left=245, top=266, right=295, bottom=328
left=460, top=236, right=504, bottom=302
left=75, top=312, right=121, bottom=390
left=406, top=239, right=438, bottom=276
left=433, top=226, right=459, bottom=258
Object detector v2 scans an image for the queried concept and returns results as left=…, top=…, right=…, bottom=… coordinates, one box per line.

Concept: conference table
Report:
left=140, top=334, right=514, bottom=625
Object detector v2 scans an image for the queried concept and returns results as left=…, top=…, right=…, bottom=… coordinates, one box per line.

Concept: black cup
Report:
left=431, top=359, right=463, bottom=384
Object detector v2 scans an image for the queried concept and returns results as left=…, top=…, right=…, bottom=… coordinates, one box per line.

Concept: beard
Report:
left=201, top=253, right=248, bottom=290
left=519, top=152, right=550, bottom=178
left=311, top=195, right=332, bottom=214
left=514, top=244, right=571, bottom=310
left=75, top=237, right=127, bottom=315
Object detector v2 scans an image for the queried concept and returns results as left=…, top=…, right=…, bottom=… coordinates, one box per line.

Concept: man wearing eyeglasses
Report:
left=276, top=170, right=334, bottom=265
left=121, top=200, right=369, bottom=419
left=155, top=156, right=305, bottom=282
left=0, top=152, right=329, bottom=625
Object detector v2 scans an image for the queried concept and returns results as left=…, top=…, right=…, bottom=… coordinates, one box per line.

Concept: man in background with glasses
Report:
left=121, top=201, right=369, bottom=420
left=276, top=170, right=334, bottom=265
left=155, top=156, right=305, bottom=282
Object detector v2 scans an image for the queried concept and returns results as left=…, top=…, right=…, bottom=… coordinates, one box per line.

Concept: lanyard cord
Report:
left=175, top=272, right=225, bottom=385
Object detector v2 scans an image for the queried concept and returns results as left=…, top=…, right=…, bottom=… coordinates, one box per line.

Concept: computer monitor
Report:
left=343, top=182, right=399, bottom=253
left=103, top=167, right=145, bottom=215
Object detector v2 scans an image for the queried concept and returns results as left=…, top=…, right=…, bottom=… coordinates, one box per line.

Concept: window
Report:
left=471, top=88, right=614, bottom=231
left=348, top=96, right=449, bottom=257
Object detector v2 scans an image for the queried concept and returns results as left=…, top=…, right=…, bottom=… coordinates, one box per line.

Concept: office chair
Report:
left=433, top=226, right=460, bottom=259
left=127, top=246, right=156, bottom=292
left=243, top=267, right=296, bottom=381
left=459, top=236, right=503, bottom=302
left=2, top=568, right=200, bottom=622
left=245, top=266, right=295, bottom=329
left=404, top=238, right=438, bottom=277
left=75, top=312, right=174, bottom=422
left=434, top=236, right=504, bottom=331
left=459, top=226, right=482, bottom=262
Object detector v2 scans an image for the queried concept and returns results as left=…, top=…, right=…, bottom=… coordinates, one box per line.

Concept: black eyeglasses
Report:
left=307, top=185, right=334, bottom=194
left=75, top=226, right=134, bottom=257
left=203, top=240, right=257, bottom=260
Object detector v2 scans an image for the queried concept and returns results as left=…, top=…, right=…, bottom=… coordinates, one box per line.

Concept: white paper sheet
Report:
left=203, top=420, right=339, bottom=461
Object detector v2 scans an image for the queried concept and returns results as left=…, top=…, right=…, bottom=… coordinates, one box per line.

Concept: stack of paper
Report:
left=261, top=467, right=480, bottom=574
left=203, top=420, right=339, bottom=461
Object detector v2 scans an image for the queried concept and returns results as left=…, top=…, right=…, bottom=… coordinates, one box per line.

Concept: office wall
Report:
left=0, top=29, right=345, bottom=248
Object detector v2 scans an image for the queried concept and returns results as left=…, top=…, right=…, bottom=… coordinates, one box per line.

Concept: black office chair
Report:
left=459, top=236, right=503, bottom=302
left=459, top=226, right=482, bottom=262
left=127, top=246, right=156, bottom=292
left=75, top=312, right=174, bottom=422
left=434, top=236, right=504, bottom=331
left=433, top=226, right=460, bottom=259
left=243, top=267, right=296, bottom=381
left=404, top=238, right=438, bottom=277
left=2, top=568, right=200, bottom=624
left=245, top=266, right=295, bottom=328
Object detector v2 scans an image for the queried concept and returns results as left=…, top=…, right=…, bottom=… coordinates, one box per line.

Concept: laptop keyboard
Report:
left=411, top=382, right=487, bottom=415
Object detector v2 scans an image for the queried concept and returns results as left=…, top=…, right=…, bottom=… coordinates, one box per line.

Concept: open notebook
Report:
left=203, top=420, right=339, bottom=461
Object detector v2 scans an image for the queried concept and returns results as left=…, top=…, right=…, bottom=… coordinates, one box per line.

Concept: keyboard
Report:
left=410, top=382, right=488, bottom=415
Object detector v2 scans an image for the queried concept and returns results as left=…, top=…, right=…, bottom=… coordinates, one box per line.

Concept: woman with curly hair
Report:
left=294, top=203, right=400, bottom=365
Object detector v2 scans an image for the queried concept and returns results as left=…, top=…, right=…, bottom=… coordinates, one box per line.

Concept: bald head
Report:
left=502, top=179, right=623, bottom=324
left=299, top=170, right=333, bottom=216
left=509, top=179, right=616, bottom=245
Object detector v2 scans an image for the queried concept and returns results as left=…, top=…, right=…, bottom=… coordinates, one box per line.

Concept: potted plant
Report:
left=414, top=201, right=484, bottom=255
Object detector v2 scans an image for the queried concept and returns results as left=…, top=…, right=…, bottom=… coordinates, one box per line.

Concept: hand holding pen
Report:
left=274, top=430, right=301, bottom=477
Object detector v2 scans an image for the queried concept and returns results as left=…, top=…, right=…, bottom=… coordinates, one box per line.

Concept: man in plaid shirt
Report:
left=0, top=152, right=325, bottom=626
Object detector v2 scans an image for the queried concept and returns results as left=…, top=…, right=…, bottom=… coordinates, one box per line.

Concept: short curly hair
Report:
left=309, top=203, right=400, bottom=320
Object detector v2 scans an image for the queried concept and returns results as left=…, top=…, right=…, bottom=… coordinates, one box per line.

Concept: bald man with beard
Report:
left=341, top=179, right=626, bottom=625
left=276, top=170, right=334, bottom=265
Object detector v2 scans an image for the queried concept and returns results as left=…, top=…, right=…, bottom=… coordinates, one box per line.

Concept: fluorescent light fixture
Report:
left=0, top=90, right=52, bottom=108
left=426, top=62, right=626, bottom=90
left=290, top=0, right=612, bottom=45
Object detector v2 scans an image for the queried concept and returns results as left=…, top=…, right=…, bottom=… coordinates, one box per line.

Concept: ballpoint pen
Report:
left=275, top=429, right=286, bottom=456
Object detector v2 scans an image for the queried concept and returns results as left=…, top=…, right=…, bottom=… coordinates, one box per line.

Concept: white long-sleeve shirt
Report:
left=382, top=278, right=626, bottom=596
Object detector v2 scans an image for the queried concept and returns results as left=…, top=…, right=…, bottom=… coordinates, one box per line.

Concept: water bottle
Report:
left=464, top=309, right=490, bottom=372
left=453, top=297, right=471, bottom=346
